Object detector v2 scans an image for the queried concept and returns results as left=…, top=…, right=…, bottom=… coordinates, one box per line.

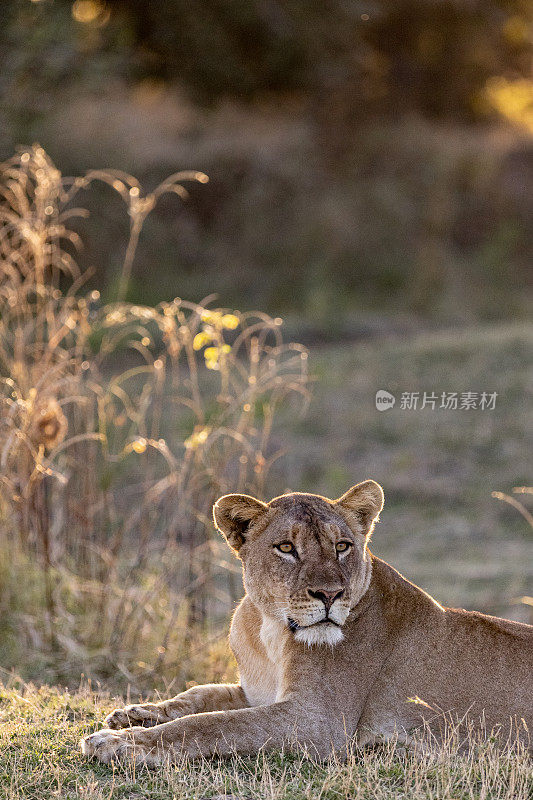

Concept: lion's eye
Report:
left=336, top=541, right=351, bottom=553
left=277, top=542, right=295, bottom=554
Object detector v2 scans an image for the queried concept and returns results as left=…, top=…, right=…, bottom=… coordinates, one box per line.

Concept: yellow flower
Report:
left=221, top=344, right=231, bottom=354
left=201, top=310, right=223, bottom=326
left=204, top=346, right=219, bottom=361
left=221, top=313, right=239, bottom=330
left=184, top=427, right=210, bottom=450
left=131, top=438, right=147, bottom=454
left=193, top=331, right=211, bottom=350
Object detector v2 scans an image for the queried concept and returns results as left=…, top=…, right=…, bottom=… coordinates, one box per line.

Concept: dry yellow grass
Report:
left=0, top=145, right=307, bottom=690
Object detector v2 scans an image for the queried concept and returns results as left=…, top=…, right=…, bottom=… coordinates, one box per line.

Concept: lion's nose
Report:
left=307, top=588, right=344, bottom=611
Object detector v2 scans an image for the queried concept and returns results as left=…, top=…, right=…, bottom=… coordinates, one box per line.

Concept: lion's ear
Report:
left=213, top=493, right=269, bottom=553
left=334, top=480, right=384, bottom=536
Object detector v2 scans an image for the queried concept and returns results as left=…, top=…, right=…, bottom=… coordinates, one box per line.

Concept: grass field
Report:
left=1, top=678, right=532, bottom=800
left=279, top=321, right=533, bottom=621
left=1, top=322, right=532, bottom=799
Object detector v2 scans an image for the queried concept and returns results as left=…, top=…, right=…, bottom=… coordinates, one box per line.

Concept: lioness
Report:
left=82, top=481, right=533, bottom=765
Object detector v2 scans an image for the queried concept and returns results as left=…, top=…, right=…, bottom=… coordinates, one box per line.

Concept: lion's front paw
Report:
left=80, top=728, right=163, bottom=766
left=104, top=703, right=169, bottom=730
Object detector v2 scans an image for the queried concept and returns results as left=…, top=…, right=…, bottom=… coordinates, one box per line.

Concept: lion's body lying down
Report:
left=82, top=482, right=533, bottom=765
left=233, top=555, right=532, bottom=748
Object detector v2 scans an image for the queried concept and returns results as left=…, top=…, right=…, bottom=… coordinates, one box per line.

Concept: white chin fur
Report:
left=294, top=623, right=344, bottom=647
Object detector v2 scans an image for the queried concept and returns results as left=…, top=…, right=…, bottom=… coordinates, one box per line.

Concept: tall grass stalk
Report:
left=0, top=145, right=308, bottom=690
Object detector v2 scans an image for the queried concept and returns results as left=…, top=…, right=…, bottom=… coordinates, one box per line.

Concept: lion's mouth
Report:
left=287, top=617, right=340, bottom=633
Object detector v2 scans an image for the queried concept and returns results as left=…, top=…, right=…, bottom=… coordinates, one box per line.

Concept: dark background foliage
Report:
left=1, top=0, right=532, bottom=326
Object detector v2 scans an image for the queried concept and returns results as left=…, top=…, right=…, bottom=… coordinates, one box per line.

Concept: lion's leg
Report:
left=82, top=701, right=332, bottom=765
left=104, top=683, right=248, bottom=730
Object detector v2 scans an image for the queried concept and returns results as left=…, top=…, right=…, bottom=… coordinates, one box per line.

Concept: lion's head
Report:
left=213, top=480, right=384, bottom=647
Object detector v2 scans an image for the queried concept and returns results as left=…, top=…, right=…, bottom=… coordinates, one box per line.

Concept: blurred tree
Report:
left=364, top=1, right=532, bottom=119
left=104, top=0, right=363, bottom=102
left=0, top=0, right=531, bottom=136
left=0, top=0, right=531, bottom=320
left=102, top=0, right=532, bottom=118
